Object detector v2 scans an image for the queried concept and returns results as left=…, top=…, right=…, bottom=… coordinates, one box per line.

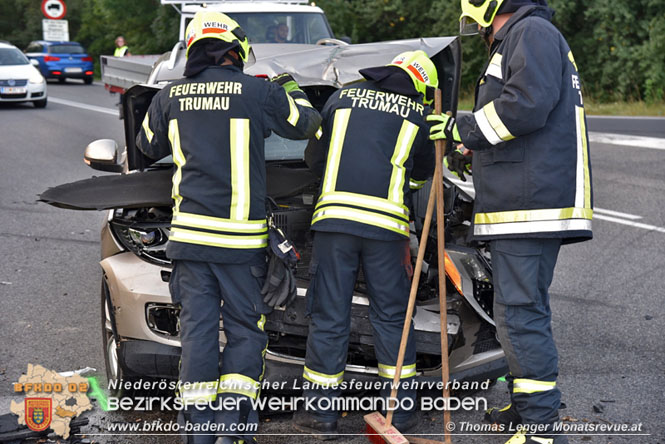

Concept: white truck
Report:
left=101, top=0, right=340, bottom=94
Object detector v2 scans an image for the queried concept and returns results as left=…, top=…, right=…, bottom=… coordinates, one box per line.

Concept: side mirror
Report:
left=30, top=59, right=39, bottom=67
left=84, top=139, right=125, bottom=173
left=338, top=36, right=352, bottom=44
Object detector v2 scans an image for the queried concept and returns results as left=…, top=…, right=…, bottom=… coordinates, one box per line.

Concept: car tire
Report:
left=84, top=77, right=93, bottom=85
left=33, top=98, right=47, bottom=108
left=101, top=278, right=130, bottom=396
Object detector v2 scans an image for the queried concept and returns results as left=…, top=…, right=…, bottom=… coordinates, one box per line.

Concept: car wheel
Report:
left=84, top=77, right=93, bottom=85
left=33, top=98, right=47, bottom=108
left=101, top=278, right=128, bottom=396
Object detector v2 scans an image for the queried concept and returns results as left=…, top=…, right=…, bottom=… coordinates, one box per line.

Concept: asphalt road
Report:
left=0, top=80, right=664, bottom=444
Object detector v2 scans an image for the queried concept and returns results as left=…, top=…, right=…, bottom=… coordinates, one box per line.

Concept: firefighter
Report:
left=136, top=11, right=321, bottom=444
left=428, top=0, right=593, bottom=443
left=293, top=50, right=438, bottom=438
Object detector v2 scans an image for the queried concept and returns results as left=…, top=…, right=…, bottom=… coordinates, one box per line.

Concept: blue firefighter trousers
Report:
left=303, top=231, right=417, bottom=423
left=490, top=238, right=564, bottom=430
left=169, top=256, right=269, bottom=444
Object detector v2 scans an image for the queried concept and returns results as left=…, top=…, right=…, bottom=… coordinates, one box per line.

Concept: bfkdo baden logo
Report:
left=25, top=398, right=52, bottom=432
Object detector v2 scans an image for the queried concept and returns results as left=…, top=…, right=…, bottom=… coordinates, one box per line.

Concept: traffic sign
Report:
left=41, top=0, right=66, bottom=20
left=42, top=19, right=69, bottom=41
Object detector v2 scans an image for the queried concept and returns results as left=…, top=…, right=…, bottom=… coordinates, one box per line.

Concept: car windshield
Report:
left=230, top=12, right=332, bottom=44
left=49, top=45, right=85, bottom=54
left=0, top=48, right=29, bottom=66
left=184, top=12, right=333, bottom=45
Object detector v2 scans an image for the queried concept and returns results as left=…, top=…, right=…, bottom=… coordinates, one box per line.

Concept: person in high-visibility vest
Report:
left=113, top=36, right=131, bottom=57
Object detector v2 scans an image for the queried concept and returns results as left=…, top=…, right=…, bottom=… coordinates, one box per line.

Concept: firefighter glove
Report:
left=444, top=146, right=472, bottom=181
left=271, top=73, right=302, bottom=95
left=261, top=224, right=299, bottom=309
left=427, top=113, right=461, bottom=142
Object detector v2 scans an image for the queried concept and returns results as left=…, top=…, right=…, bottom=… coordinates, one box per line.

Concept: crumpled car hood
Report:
left=247, top=37, right=458, bottom=87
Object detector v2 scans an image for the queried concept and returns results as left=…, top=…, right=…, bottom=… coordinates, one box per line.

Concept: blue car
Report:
left=25, top=41, right=94, bottom=84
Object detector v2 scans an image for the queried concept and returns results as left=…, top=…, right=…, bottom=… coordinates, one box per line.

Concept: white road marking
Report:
left=594, top=214, right=665, bottom=234
left=588, top=132, right=665, bottom=150
left=49, top=97, right=118, bottom=116
left=593, top=207, right=642, bottom=220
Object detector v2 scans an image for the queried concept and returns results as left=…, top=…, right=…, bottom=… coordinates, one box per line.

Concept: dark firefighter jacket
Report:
left=457, top=5, right=593, bottom=243
left=136, top=65, right=321, bottom=263
left=306, top=73, right=435, bottom=241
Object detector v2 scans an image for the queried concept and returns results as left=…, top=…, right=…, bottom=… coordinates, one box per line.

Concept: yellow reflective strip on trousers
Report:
left=575, top=106, right=591, bottom=209
left=302, top=366, right=343, bottom=385
left=316, top=191, right=409, bottom=219
left=388, top=120, right=419, bottom=204
left=172, top=210, right=267, bottom=234
left=169, top=119, right=185, bottom=212
left=322, top=109, right=351, bottom=194
left=286, top=92, right=300, bottom=126
left=483, top=101, right=514, bottom=141
left=378, top=363, right=416, bottom=379
left=312, top=206, right=409, bottom=237
left=218, top=373, right=260, bottom=399
left=513, top=378, right=556, bottom=394
left=229, top=118, right=250, bottom=221
left=178, top=380, right=218, bottom=403
left=474, top=207, right=593, bottom=225
left=142, top=113, right=154, bottom=143
left=170, top=227, right=268, bottom=249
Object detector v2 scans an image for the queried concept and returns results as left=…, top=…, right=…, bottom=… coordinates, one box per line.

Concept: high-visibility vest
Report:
left=114, top=46, right=129, bottom=57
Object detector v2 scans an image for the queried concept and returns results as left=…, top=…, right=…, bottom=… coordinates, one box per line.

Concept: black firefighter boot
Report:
left=485, top=402, right=523, bottom=429
left=292, top=411, right=338, bottom=440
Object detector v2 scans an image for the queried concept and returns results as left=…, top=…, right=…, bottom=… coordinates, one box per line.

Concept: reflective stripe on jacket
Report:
left=136, top=65, right=321, bottom=262
left=306, top=80, right=434, bottom=240
left=457, top=5, right=592, bottom=243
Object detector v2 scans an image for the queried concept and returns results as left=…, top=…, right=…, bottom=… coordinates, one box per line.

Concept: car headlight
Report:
left=29, top=74, right=45, bottom=84
left=109, top=217, right=171, bottom=266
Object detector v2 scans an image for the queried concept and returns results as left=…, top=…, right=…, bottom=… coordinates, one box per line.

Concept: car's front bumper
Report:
left=103, top=252, right=507, bottom=384
left=0, top=82, right=46, bottom=102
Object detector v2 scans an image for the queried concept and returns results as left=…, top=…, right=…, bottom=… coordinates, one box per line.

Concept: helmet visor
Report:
left=460, top=16, right=480, bottom=35
left=244, top=47, right=256, bottom=68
